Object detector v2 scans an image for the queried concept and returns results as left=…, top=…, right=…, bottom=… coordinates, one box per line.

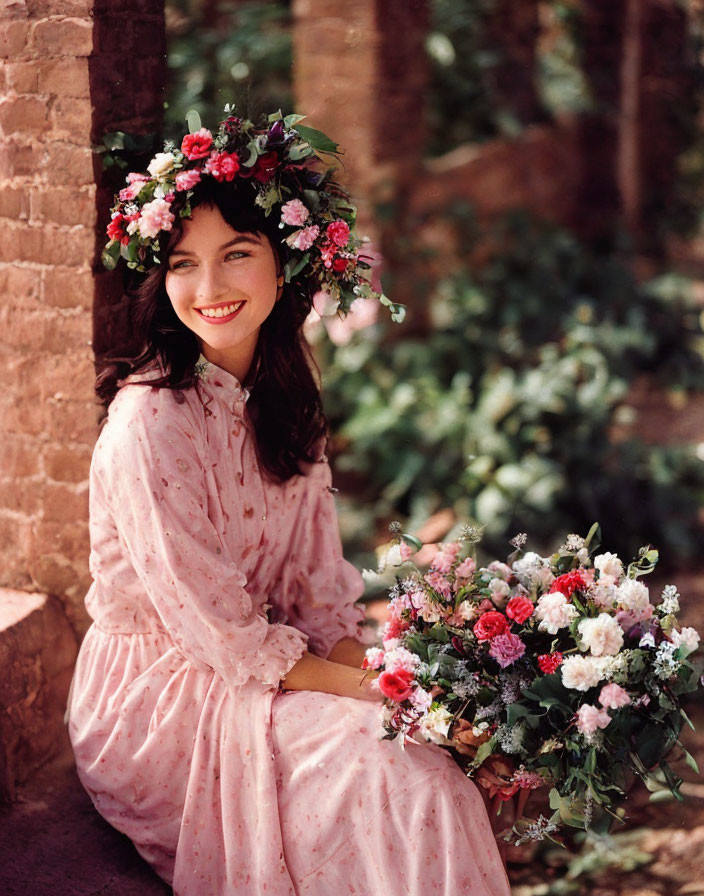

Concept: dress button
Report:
left=232, top=398, right=245, bottom=416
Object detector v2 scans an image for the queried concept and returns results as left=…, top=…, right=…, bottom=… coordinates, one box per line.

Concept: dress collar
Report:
left=194, top=353, right=251, bottom=403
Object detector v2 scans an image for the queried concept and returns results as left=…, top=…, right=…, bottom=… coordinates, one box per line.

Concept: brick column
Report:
left=0, top=0, right=165, bottom=792
left=292, top=0, right=429, bottom=325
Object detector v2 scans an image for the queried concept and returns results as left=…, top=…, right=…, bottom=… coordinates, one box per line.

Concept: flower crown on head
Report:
left=102, top=104, right=405, bottom=322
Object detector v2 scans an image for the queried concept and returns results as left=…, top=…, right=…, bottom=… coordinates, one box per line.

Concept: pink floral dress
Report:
left=65, top=356, right=511, bottom=896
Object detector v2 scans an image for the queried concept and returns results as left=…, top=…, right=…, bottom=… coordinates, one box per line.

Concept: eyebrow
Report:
left=170, top=234, right=262, bottom=257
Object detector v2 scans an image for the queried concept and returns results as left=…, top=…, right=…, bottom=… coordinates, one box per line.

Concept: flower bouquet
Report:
left=363, top=523, right=703, bottom=845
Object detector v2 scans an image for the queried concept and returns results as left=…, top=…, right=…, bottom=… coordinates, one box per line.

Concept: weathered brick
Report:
left=0, top=264, right=44, bottom=308
left=0, top=186, right=29, bottom=220
left=30, top=18, right=93, bottom=58
left=0, top=96, right=49, bottom=137
left=41, top=480, right=89, bottom=523
left=30, top=184, right=95, bottom=226
left=46, top=398, right=99, bottom=444
left=43, top=266, right=93, bottom=309
left=4, top=61, right=39, bottom=94
left=44, top=443, right=91, bottom=483
left=0, top=391, right=45, bottom=436
left=25, top=0, right=93, bottom=19
left=0, top=433, right=42, bottom=479
left=44, top=142, right=95, bottom=184
left=0, top=139, right=45, bottom=178
left=0, top=478, right=45, bottom=518
left=29, top=519, right=89, bottom=564
left=2, top=222, right=93, bottom=268
left=44, top=351, right=95, bottom=396
left=37, top=58, right=90, bottom=98
left=48, top=96, right=93, bottom=144
left=0, top=22, right=29, bottom=58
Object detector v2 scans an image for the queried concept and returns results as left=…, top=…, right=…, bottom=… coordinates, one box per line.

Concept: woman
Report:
left=66, top=109, right=512, bottom=896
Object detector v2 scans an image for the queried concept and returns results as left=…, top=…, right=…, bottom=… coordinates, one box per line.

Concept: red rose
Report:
left=549, top=570, right=587, bottom=599
left=473, top=611, right=510, bottom=641
left=505, top=596, right=535, bottom=624
left=537, top=652, right=563, bottom=674
left=252, top=151, right=279, bottom=183
left=106, top=213, right=129, bottom=245
left=332, top=256, right=349, bottom=273
left=327, top=220, right=350, bottom=247
left=377, top=669, right=415, bottom=702
left=181, top=128, right=214, bottom=160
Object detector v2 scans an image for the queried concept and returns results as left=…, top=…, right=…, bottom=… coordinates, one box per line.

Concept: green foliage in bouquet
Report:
left=320, top=209, right=704, bottom=566
left=364, top=524, right=703, bottom=845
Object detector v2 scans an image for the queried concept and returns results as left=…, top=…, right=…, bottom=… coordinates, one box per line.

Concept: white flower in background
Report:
left=653, top=641, right=681, bottom=679
left=669, top=626, right=700, bottom=655
left=456, top=600, right=479, bottom=621
left=658, top=585, right=680, bottom=616
left=639, top=632, right=656, bottom=648
left=147, top=151, right=176, bottom=178
left=594, top=552, right=624, bottom=586
left=486, top=561, right=512, bottom=580
left=575, top=548, right=590, bottom=566
left=562, top=534, right=585, bottom=552
left=418, top=706, right=454, bottom=744
left=590, top=582, right=617, bottom=610
left=616, top=579, right=651, bottom=614
left=513, top=553, right=554, bottom=589
left=578, top=613, right=625, bottom=656
left=489, top=578, right=510, bottom=599
left=535, top=592, right=579, bottom=634
left=561, top=655, right=607, bottom=691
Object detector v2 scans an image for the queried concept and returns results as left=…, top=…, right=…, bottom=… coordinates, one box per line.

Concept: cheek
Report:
left=164, top=275, right=191, bottom=319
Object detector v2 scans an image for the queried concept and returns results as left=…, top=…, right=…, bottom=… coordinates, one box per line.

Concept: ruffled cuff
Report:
left=249, top=623, right=309, bottom=689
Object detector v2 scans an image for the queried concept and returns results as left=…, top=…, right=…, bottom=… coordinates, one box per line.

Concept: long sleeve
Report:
left=274, top=455, right=367, bottom=659
left=94, top=385, right=309, bottom=689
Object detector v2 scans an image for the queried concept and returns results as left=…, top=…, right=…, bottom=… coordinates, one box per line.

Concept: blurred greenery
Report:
left=162, top=1, right=704, bottom=570
left=316, top=209, right=704, bottom=570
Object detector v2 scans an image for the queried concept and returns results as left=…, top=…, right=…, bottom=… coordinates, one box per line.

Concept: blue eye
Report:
left=225, top=251, right=247, bottom=261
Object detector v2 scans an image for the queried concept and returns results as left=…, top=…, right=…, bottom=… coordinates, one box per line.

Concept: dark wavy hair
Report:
left=96, top=176, right=327, bottom=481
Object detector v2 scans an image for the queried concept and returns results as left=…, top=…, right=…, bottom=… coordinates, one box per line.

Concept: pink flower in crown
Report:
left=175, top=169, right=202, bottom=191
left=280, top=198, right=310, bottom=227
left=127, top=171, right=149, bottom=185
left=119, top=181, right=145, bottom=202
left=288, top=225, right=320, bottom=252
left=327, top=219, right=350, bottom=247
left=204, top=150, right=240, bottom=182
left=408, top=686, right=433, bottom=712
left=488, top=632, right=526, bottom=668
left=399, top=541, right=414, bottom=562
left=454, top=557, right=476, bottom=580
left=181, top=127, right=214, bottom=160
left=512, top=767, right=545, bottom=790
left=137, top=197, right=175, bottom=239
left=424, top=569, right=452, bottom=599
left=575, top=704, right=611, bottom=736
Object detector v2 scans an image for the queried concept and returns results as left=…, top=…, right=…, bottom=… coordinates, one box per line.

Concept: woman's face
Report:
left=164, top=203, right=281, bottom=382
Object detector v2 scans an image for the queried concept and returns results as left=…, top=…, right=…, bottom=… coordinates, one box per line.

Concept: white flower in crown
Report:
left=594, top=552, right=624, bottom=586
left=561, top=654, right=608, bottom=691
left=147, top=151, right=176, bottom=179
left=578, top=613, right=625, bottom=657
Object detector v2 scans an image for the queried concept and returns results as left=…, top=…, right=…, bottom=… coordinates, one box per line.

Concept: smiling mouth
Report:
left=195, top=301, right=245, bottom=322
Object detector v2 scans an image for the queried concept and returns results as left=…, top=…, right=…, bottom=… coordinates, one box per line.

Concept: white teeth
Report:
left=199, top=302, right=243, bottom=318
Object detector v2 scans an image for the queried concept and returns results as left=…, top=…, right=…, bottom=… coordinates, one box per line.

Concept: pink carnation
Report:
left=289, top=225, right=320, bottom=252
left=175, top=169, right=202, bottom=191
left=454, top=557, right=476, bottom=579
left=127, top=171, right=149, bottom=185
left=119, top=181, right=145, bottom=201
left=424, top=569, right=452, bottom=598
left=281, top=199, right=310, bottom=227
left=488, top=632, right=526, bottom=668
left=204, top=150, right=240, bottom=182
left=598, top=682, right=631, bottom=710
left=430, top=550, right=454, bottom=575
left=327, top=219, right=350, bottom=247
left=575, top=704, right=612, bottom=736
left=137, top=197, right=175, bottom=239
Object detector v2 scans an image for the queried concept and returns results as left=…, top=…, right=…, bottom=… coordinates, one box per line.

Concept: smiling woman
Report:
left=165, top=208, right=282, bottom=383
left=68, top=110, right=511, bottom=896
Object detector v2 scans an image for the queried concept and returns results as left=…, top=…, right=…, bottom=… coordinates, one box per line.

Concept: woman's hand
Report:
left=326, top=636, right=368, bottom=669
left=280, top=651, right=383, bottom=702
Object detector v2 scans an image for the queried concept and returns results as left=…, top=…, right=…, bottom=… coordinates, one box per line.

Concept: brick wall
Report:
left=0, top=0, right=165, bottom=641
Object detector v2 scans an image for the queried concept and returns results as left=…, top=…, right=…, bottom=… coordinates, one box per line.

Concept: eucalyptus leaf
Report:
left=185, top=108, right=202, bottom=134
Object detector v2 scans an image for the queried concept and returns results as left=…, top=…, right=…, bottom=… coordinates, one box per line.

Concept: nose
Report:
left=196, top=262, right=228, bottom=304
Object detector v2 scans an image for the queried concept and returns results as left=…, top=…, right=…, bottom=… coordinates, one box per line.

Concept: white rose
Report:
left=670, top=626, right=700, bottom=655
left=578, top=613, right=625, bottom=656
left=535, top=592, right=579, bottom=635
left=418, top=707, right=454, bottom=744
left=616, top=579, right=651, bottom=614
left=489, top=578, right=510, bottom=598
left=595, top=552, right=624, bottom=586
left=147, top=151, right=176, bottom=178
left=561, top=655, right=607, bottom=691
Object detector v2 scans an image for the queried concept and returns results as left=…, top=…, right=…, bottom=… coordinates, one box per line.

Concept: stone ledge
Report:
left=0, top=587, right=77, bottom=803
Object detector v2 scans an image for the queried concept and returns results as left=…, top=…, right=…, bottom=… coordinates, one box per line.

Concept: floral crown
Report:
left=102, top=105, right=404, bottom=321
